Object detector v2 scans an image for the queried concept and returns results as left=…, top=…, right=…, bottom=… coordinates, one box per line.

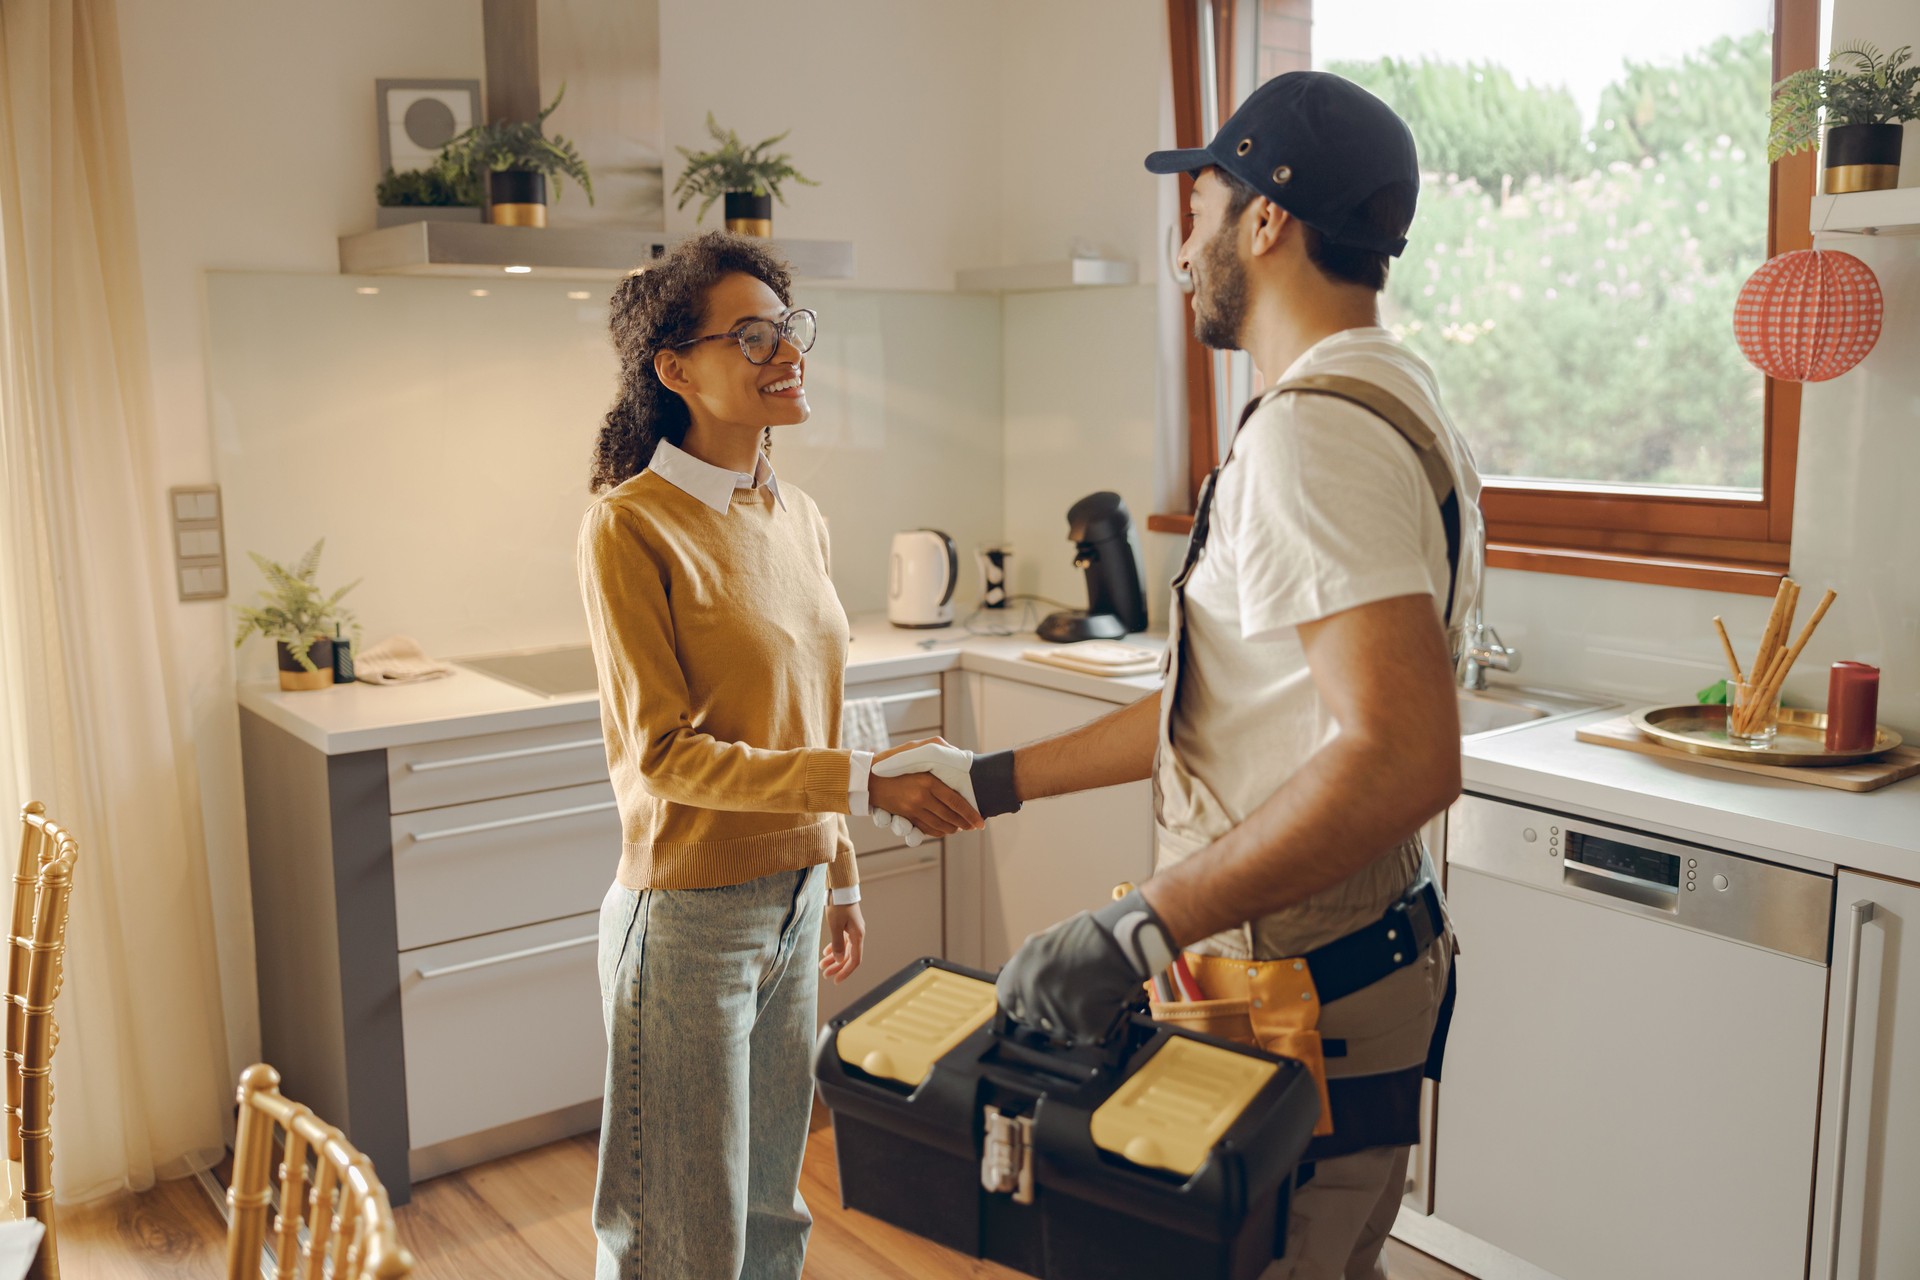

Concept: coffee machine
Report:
left=1038, top=492, right=1150, bottom=643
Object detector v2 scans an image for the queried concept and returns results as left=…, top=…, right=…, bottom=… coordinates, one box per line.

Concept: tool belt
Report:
left=1147, top=876, right=1449, bottom=1140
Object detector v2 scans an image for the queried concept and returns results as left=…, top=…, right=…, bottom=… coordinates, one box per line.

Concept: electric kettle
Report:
left=888, top=529, right=958, bottom=628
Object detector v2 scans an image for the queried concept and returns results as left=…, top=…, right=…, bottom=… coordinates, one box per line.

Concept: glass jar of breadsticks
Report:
left=1713, top=580, right=1836, bottom=750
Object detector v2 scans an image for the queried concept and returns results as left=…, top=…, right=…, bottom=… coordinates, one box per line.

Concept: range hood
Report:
left=337, top=221, right=855, bottom=281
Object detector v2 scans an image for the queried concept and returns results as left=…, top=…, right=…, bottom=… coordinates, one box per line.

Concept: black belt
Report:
left=1299, top=875, right=1445, bottom=1007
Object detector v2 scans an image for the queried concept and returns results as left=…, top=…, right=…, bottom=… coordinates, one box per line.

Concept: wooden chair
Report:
left=226, top=1063, right=413, bottom=1280
left=5, top=802, right=80, bottom=1280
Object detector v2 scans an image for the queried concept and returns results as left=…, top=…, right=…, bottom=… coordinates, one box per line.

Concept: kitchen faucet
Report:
left=1458, top=606, right=1521, bottom=691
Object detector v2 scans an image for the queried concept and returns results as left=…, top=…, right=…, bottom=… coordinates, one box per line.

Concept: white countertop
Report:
left=236, top=614, right=1166, bottom=756
left=237, top=614, right=1920, bottom=883
left=1462, top=707, right=1920, bottom=881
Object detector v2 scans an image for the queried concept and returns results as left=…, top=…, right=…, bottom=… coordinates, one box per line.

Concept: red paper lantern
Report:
left=1733, top=249, right=1883, bottom=383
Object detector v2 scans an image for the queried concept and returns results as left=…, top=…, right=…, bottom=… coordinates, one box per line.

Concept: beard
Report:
left=1191, top=218, right=1249, bottom=351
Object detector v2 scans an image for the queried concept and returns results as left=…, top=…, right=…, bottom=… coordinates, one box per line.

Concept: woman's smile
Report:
left=760, top=367, right=805, bottom=399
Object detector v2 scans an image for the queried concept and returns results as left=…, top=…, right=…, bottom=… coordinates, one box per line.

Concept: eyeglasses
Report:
left=669, top=309, right=817, bottom=366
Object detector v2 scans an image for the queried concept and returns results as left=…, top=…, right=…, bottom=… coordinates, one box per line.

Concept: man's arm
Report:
left=1140, top=593, right=1460, bottom=947
left=1009, top=689, right=1161, bottom=801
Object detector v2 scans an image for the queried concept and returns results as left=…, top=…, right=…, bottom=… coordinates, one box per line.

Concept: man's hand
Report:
left=868, top=739, right=982, bottom=842
left=871, top=741, right=979, bottom=845
left=994, top=889, right=1175, bottom=1045
left=821, top=901, right=866, bottom=983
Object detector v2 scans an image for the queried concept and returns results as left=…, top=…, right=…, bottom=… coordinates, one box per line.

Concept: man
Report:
left=875, top=71, right=1485, bottom=1279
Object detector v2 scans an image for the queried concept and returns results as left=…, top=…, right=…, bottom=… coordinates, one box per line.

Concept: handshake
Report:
left=866, top=740, right=1014, bottom=845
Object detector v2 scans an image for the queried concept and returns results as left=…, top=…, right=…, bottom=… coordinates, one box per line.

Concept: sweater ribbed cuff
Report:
left=804, top=749, right=855, bottom=813
left=970, top=749, right=1023, bottom=818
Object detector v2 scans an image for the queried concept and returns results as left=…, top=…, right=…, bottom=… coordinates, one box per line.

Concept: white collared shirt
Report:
left=645, top=438, right=867, bottom=906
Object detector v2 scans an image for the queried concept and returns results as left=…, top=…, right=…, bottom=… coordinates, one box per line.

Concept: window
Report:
left=1155, top=0, right=1817, bottom=596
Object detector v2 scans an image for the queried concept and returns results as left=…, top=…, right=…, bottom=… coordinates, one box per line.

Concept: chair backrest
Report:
left=10, top=802, right=79, bottom=1280
left=226, top=1064, right=413, bottom=1280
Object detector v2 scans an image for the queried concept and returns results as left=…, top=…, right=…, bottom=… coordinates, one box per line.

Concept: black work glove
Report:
left=995, top=889, right=1175, bottom=1046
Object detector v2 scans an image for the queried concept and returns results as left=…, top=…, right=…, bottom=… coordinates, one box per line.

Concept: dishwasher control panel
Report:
left=1449, top=795, right=1834, bottom=963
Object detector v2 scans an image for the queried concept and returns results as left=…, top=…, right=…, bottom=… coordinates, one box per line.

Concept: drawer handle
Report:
left=409, top=800, right=619, bottom=844
left=854, top=689, right=940, bottom=709
left=414, top=933, right=596, bottom=981
left=407, top=737, right=604, bottom=773
left=1826, top=898, right=1879, bottom=1280
left=858, top=853, right=940, bottom=885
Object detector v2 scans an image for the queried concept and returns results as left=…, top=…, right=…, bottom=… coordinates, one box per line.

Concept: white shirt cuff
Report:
left=847, top=749, right=874, bottom=817
left=829, top=885, right=862, bottom=906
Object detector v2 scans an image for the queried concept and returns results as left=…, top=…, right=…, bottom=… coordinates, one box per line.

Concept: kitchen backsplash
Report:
left=207, top=273, right=1004, bottom=679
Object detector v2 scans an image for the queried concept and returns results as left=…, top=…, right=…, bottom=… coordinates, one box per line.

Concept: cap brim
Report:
left=1143, top=147, right=1214, bottom=175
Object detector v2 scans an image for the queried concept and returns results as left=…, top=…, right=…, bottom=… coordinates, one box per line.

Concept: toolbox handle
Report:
left=988, top=1000, right=1150, bottom=1081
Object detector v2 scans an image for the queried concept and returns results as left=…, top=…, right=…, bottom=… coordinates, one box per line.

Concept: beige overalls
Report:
left=1148, top=374, right=1478, bottom=1280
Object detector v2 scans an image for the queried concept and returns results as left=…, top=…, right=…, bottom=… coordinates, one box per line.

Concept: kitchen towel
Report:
left=841, top=697, right=891, bottom=755
left=354, top=635, right=456, bottom=685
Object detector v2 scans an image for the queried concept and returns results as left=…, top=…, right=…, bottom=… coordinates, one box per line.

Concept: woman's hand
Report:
left=870, top=739, right=983, bottom=836
left=821, top=902, right=866, bottom=983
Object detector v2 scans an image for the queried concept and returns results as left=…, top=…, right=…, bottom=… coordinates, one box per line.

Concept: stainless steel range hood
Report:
left=337, top=221, right=855, bottom=281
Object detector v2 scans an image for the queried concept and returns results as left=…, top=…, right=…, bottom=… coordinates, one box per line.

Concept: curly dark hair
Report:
left=589, top=231, right=794, bottom=492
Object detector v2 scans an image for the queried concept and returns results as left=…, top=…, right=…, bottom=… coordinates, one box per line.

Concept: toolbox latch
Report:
left=981, top=1105, right=1035, bottom=1205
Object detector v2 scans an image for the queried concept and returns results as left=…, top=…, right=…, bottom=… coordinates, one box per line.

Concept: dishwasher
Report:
left=1434, top=795, right=1833, bottom=1280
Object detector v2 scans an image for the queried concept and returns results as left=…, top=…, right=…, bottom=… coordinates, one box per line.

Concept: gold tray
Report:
left=1630, top=704, right=1901, bottom=767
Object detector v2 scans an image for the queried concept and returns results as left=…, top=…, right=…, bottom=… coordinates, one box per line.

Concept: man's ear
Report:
left=654, top=347, right=694, bottom=398
left=1246, top=199, right=1292, bottom=258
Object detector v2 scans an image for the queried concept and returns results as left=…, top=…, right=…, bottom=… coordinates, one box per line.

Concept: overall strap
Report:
left=1252, top=373, right=1464, bottom=626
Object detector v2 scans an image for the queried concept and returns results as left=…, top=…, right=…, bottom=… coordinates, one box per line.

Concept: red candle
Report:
left=1825, top=662, right=1880, bottom=753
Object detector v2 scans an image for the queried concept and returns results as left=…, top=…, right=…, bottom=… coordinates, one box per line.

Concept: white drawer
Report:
left=391, top=781, right=619, bottom=950
left=819, top=842, right=944, bottom=1024
left=844, top=674, right=943, bottom=740
left=399, top=912, right=605, bottom=1152
left=387, top=721, right=608, bottom=814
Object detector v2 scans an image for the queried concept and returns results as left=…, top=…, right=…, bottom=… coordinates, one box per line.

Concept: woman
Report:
left=578, top=231, right=981, bottom=1280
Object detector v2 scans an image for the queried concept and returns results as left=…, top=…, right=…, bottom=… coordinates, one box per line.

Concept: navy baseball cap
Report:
left=1145, top=71, right=1419, bottom=257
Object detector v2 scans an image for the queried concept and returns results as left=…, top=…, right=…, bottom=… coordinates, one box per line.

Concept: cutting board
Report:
left=1576, top=715, right=1920, bottom=793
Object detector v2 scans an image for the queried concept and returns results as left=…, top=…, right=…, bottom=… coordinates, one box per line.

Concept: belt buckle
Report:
left=1393, top=884, right=1437, bottom=961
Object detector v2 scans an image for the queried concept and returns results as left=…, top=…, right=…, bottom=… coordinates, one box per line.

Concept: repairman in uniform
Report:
left=873, top=71, right=1486, bottom=1279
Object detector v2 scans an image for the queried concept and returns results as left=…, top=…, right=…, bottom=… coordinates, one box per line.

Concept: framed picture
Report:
left=376, top=78, right=481, bottom=176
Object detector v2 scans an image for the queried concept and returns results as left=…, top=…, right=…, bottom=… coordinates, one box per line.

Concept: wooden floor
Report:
left=59, top=1124, right=1473, bottom=1279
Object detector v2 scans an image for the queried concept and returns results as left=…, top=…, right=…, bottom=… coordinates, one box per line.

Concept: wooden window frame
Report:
left=1149, top=0, right=1819, bottom=599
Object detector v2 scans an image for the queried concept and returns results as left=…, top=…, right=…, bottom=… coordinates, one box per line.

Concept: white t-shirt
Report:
left=1168, top=327, right=1484, bottom=828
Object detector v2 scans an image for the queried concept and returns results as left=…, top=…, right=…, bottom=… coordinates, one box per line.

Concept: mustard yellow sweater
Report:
left=577, top=470, right=858, bottom=891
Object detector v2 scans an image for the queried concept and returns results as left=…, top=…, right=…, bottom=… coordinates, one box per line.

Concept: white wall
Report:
left=207, top=275, right=1004, bottom=675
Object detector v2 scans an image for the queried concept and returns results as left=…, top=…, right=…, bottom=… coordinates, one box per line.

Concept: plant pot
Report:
left=376, top=205, right=483, bottom=229
left=1825, top=123, right=1904, bottom=194
left=725, top=191, right=774, bottom=237
left=276, top=637, right=336, bottom=692
left=489, top=170, right=548, bottom=227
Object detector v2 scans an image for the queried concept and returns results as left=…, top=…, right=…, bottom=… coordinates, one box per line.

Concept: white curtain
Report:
left=0, top=0, right=230, bottom=1199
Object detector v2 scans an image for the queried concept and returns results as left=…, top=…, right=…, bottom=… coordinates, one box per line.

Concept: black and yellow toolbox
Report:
left=813, top=958, right=1321, bottom=1280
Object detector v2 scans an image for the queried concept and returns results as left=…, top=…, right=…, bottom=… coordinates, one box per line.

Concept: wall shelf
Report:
left=954, top=257, right=1138, bottom=293
left=336, top=221, right=855, bottom=281
left=1810, top=187, right=1920, bottom=238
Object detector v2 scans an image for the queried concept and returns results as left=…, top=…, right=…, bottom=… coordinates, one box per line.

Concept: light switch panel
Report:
left=168, top=484, right=227, bottom=601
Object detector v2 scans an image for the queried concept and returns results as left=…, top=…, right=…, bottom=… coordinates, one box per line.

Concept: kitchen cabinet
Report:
left=241, top=667, right=948, bottom=1201
left=1811, top=871, right=1920, bottom=1280
left=955, top=675, right=1154, bottom=969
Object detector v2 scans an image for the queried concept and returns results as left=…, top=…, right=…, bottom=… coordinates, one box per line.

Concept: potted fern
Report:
left=233, top=540, right=361, bottom=691
left=1770, top=43, right=1920, bottom=193
left=374, top=165, right=482, bottom=228
left=436, top=86, right=594, bottom=228
left=673, top=113, right=818, bottom=236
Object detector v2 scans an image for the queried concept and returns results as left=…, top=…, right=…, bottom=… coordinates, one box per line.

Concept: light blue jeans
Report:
left=593, top=864, right=824, bottom=1280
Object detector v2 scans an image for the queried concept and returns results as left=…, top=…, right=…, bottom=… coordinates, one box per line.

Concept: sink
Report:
left=456, top=645, right=599, bottom=697
left=1458, top=684, right=1613, bottom=738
